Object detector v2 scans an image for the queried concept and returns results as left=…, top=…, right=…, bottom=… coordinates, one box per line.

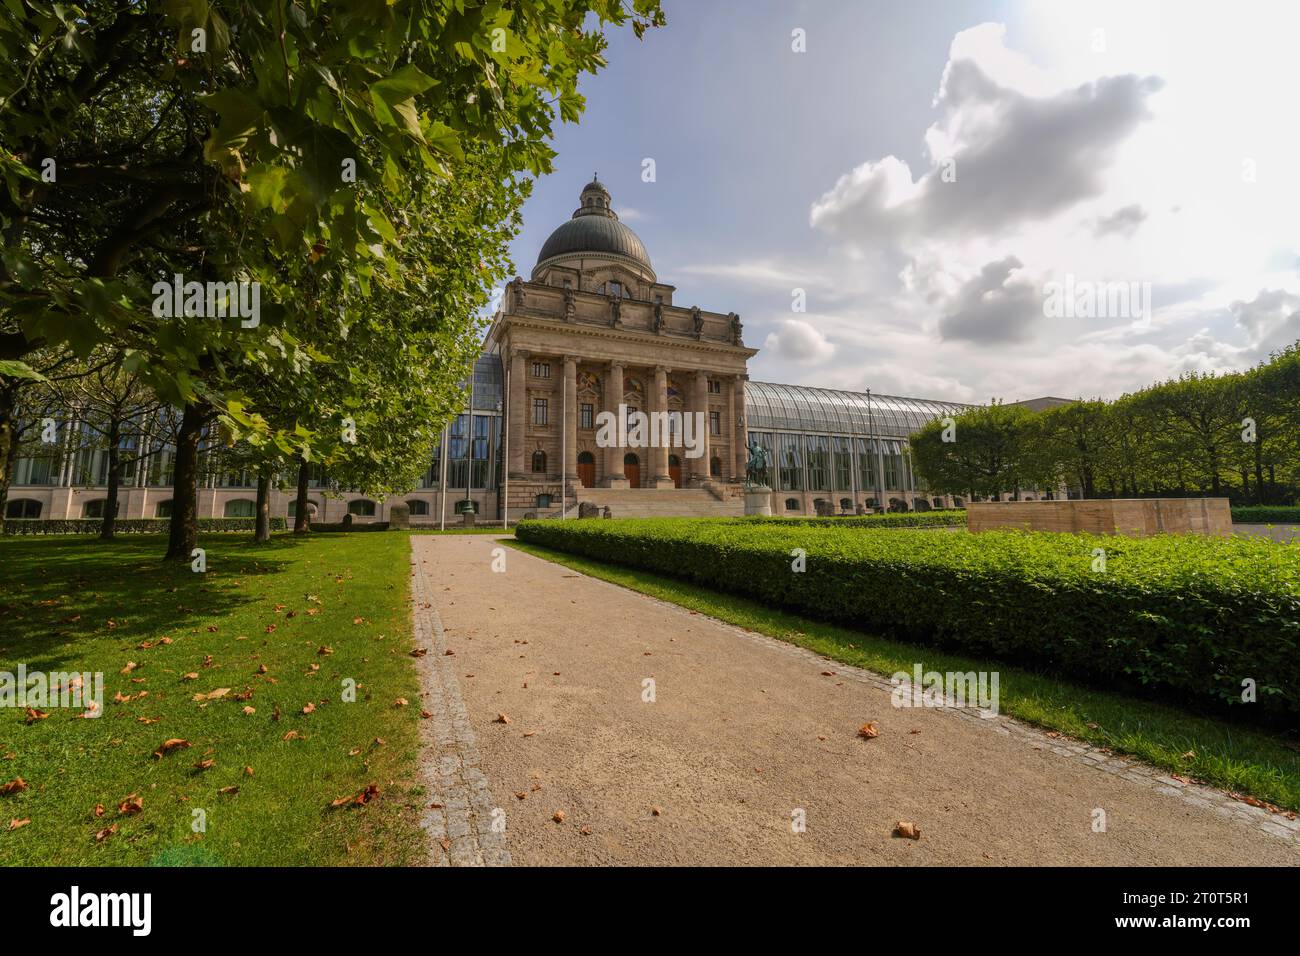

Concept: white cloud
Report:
left=762, top=318, right=836, bottom=363
left=809, top=24, right=1162, bottom=247
left=772, top=15, right=1300, bottom=400
left=938, top=256, right=1042, bottom=344
left=674, top=259, right=830, bottom=290
left=1093, top=204, right=1146, bottom=238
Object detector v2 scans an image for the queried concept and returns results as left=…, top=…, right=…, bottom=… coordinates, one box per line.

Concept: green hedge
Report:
left=515, top=518, right=1300, bottom=716
left=3, top=517, right=287, bottom=535
left=310, top=521, right=391, bottom=532
left=738, top=511, right=967, bottom=529
left=1231, top=506, right=1300, bottom=525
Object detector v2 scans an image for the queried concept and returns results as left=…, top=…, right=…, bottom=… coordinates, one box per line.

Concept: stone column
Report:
left=563, top=355, right=578, bottom=480
left=508, top=348, right=528, bottom=478
left=690, top=369, right=711, bottom=484
left=733, top=374, right=748, bottom=483
left=652, top=364, right=671, bottom=487
left=605, top=361, right=627, bottom=486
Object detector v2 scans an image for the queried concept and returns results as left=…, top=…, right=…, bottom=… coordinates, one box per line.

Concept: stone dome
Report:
left=534, top=177, right=653, bottom=275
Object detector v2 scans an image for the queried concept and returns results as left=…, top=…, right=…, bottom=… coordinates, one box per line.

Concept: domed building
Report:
left=473, top=178, right=974, bottom=520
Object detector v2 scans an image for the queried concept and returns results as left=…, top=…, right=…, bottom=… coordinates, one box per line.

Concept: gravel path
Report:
left=412, top=534, right=1299, bottom=866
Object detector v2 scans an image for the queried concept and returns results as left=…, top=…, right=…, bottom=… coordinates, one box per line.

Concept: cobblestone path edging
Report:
left=411, top=544, right=511, bottom=866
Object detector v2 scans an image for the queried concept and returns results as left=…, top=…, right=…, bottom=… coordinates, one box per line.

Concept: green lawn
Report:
left=0, top=532, right=425, bottom=866
left=507, top=538, right=1300, bottom=813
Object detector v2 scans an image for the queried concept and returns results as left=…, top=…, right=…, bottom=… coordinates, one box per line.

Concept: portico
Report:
left=489, top=177, right=754, bottom=517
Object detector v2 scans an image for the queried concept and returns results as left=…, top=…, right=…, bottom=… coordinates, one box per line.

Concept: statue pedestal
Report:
left=743, top=486, right=772, bottom=516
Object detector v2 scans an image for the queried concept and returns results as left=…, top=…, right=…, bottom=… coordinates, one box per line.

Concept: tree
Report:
left=1033, top=400, right=1113, bottom=499
left=48, top=353, right=169, bottom=538
left=1, top=0, right=664, bottom=557
left=0, top=347, right=87, bottom=530
left=909, top=402, right=1045, bottom=500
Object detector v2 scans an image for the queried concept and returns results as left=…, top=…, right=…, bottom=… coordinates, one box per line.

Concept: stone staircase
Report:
left=573, top=485, right=744, bottom=518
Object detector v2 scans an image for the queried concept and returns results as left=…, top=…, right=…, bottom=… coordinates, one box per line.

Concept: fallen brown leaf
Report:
left=152, top=739, right=191, bottom=759
left=118, top=794, right=144, bottom=815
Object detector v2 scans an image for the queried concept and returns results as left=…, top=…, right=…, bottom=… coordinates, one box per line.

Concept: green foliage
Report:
left=0, top=0, right=662, bottom=470
left=910, top=347, right=1300, bottom=505
left=736, top=511, right=967, bottom=529
left=1231, top=506, right=1300, bottom=524
left=516, top=518, right=1300, bottom=717
left=908, top=401, right=1049, bottom=499
left=4, top=517, right=286, bottom=534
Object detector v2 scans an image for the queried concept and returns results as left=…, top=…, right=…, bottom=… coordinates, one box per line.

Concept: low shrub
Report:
left=1231, top=506, right=1300, bottom=525
left=515, top=518, right=1300, bottom=717
left=3, top=517, right=287, bottom=535
left=310, top=521, right=391, bottom=532
left=737, top=511, right=966, bottom=529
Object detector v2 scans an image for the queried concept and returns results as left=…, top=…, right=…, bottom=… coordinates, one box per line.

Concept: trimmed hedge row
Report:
left=1231, top=506, right=1300, bottom=525
left=3, top=517, right=287, bottom=535
left=515, top=518, right=1300, bottom=716
left=738, top=511, right=967, bottom=529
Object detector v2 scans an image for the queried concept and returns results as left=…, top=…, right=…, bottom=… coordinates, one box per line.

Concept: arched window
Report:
left=4, top=498, right=40, bottom=519
left=577, top=451, right=595, bottom=465
left=784, top=498, right=800, bottom=512
left=840, top=498, right=853, bottom=512
left=932, top=498, right=944, bottom=510
left=405, top=499, right=429, bottom=515
left=531, top=450, right=547, bottom=473
left=347, top=499, right=376, bottom=517
left=154, top=499, right=173, bottom=518
left=953, top=496, right=965, bottom=508
left=82, top=499, right=116, bottom=518
left=288, top=499, right=319, bottom=517
left=710, top=456, right=722, bottom=477
left=224, top=499, right=256, bottom=518
left=623, top=452, right=639, bottom=466
left=913, top=498, right=930, bottom=512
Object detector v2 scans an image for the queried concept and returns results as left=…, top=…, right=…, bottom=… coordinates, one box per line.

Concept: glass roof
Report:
left=745, top=380, right=971, bottom=438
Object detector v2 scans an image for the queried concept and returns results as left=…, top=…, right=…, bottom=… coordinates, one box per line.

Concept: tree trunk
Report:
left=255, top=466, right=271, bottom=542
left=293, top=457, right=311, bottom=535
left=1253, top=439, right=1266, bottom=505
left=100, top=419, right=121, bottom=540
left=0, top=380, right=16, bottom=535
left=165, top=402, right=204, bottom=561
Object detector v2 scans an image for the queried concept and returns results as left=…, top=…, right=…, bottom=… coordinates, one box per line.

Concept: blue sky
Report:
left=506, top=1, right=1300, bottom=403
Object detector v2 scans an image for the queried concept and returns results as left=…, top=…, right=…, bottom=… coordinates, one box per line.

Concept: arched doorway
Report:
left=668, top=454, right=682, bottom=488
left=624, top=453, right=640, bottom=488
left=577, top=451, right=596, bottom=488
